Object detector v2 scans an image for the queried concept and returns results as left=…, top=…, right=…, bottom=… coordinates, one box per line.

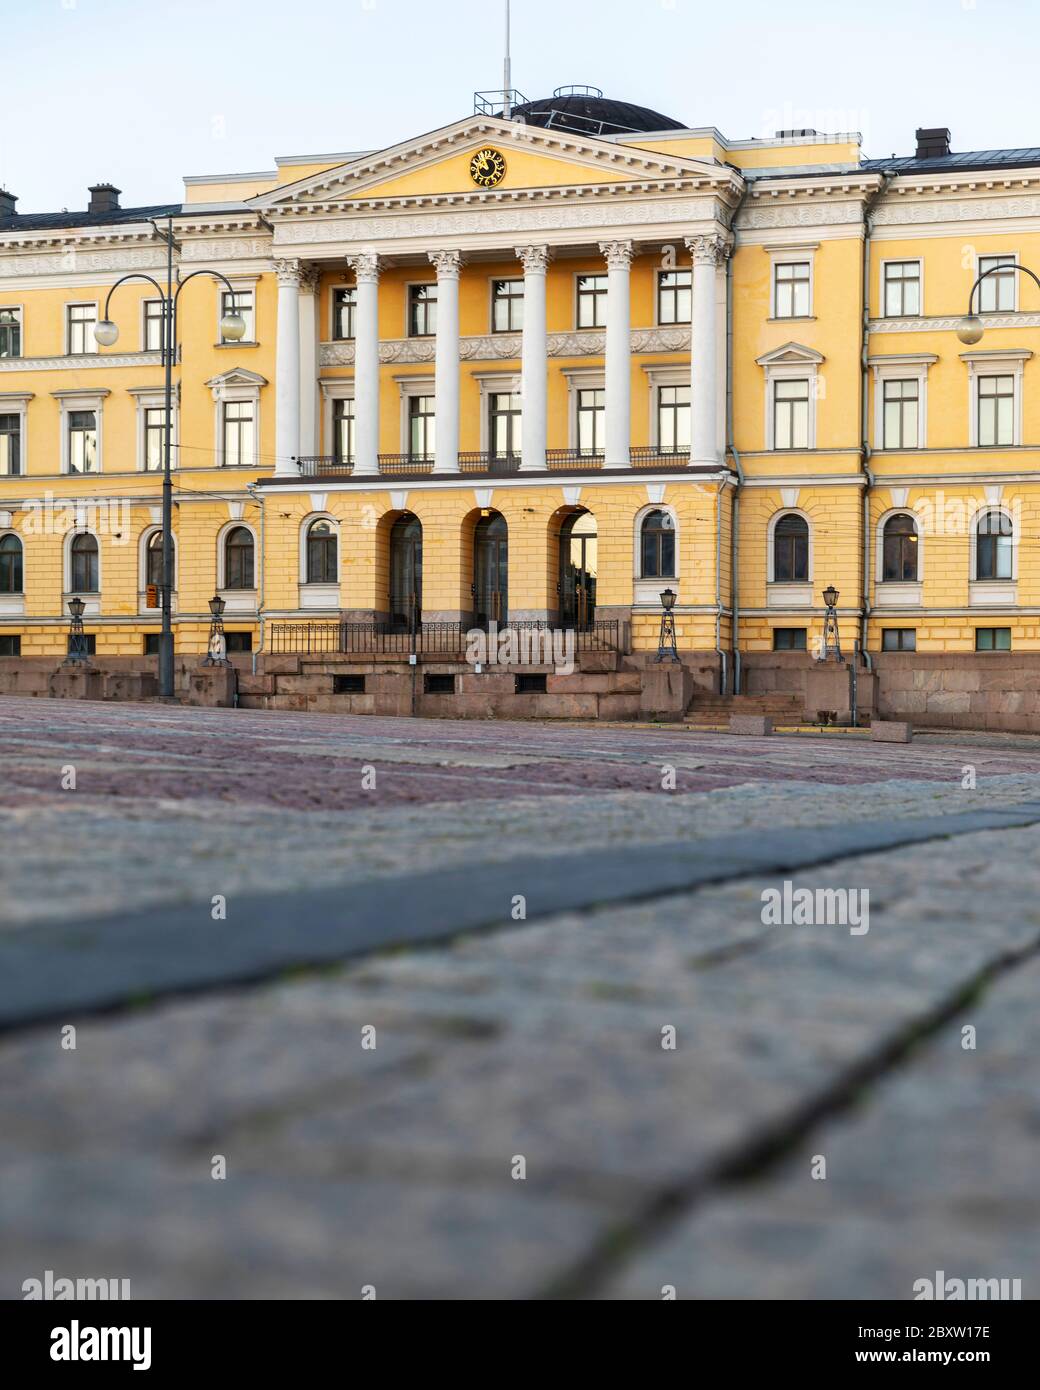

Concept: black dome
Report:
left=509, top=86, right=684, bottom=137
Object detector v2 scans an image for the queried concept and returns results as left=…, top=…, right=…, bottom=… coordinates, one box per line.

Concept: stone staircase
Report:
left=684, top=692, right=806, bottom=727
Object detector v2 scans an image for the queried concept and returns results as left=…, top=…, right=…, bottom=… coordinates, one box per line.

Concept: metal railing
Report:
left=296, top=449, right=693, bottom=478
left=267, top=618, right=624, bottom=656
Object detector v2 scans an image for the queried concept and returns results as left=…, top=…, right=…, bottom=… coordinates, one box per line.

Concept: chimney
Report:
left=915, top=128, right=951, bottom=159
left=0, top=188, right=16, bottom=218
left=88, top=183, right=121, bottom=215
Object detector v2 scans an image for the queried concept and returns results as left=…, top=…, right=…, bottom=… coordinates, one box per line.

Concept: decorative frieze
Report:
left=870, top=313, right=1040, bottom=333
left=318, top=325, right=690, bottom=368
left=0, top=246, right=167, bottom=278
left=0, top=351, right=161, bottom=373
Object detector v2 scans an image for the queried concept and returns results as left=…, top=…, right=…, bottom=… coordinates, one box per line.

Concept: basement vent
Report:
left=333, top=674, right=366, bottom=694
left=515, top=673, right=548, bottom=694
left=424, top=673, right=455, bottom=694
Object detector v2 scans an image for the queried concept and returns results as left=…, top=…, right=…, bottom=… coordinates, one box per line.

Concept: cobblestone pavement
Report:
left=0, top=696, right=1037, bottom=1299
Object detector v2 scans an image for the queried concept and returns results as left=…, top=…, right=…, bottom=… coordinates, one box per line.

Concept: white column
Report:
left=347, top=251, right=380, bottom=477
left=600, top=240, right=634, bottom=466
left=298, top=264, right=321, bottom=458
left=686, top=234, right=727, bottom=468
left=515, top=245, right=550, bottom=471
left=274, top=259, right=301, bottom=476
left=429, top=250, right=463, bottom=474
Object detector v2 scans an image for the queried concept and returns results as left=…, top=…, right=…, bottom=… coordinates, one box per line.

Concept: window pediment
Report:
left=756, top=342, right=824, bottom=368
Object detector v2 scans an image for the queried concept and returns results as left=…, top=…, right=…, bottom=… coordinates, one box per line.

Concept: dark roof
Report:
left=0, top=203, right=181, bottom=233
left=510, top=91, right=684, bottom=137
left=862, top=146, right=1040, bottom=175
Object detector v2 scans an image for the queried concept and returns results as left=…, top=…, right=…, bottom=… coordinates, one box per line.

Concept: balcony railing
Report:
left=296, top=447, right=693, bottom=478
left=268, top=618, right=624, bottom=656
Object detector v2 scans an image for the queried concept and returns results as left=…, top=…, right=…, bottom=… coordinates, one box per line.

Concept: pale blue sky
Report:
left=3, top=0, right=1039, bottom=213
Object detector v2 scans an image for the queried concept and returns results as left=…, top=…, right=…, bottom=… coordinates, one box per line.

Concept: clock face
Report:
left=469, top=147, right=506, bottom=188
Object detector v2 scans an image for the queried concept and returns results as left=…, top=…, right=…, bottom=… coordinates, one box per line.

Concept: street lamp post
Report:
left=819, top=584, right=843, bottom=664
left=202, top=594, right=230, bottom=666
left=94, top=216, right=245, bottom=698
left=64, top=596, right=89, bottom=664
left=655, top=586, right=680, bottom=663
left=957, top=261, right=1040, bottom=345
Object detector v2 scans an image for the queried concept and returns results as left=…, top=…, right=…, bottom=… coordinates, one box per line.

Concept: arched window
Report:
left=976, top=509, right=1013, bottom=580
left=306, top=519, right=337, bottom=585
left=70, top=533, right=99, bottom=593
left=773, top=513, right=809, bottom=582
left=640, top=509, right=675, bottom=578
left=881, top=513, right=919, bottom=582
left=473, top=512, right=508, bottom=627
left=146, top=531, right=165, bottom=589
left=224, top=526, right=255, bottom=590
left=0, top=534, right=22, bottom=593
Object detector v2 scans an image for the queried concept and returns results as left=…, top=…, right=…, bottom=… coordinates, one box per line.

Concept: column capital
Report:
left=298, top=263, right=322, bottom=296
left=599, top=240, right=635, bottom=271
left=515, top=244, right=553, bottom=275
left=429, top=249, right=465, bottom=279
left=346, top=250, right=381, bottom=284
left=685, top=233, right=729, bottom=267
left=274, top=258, right=303, bottom=288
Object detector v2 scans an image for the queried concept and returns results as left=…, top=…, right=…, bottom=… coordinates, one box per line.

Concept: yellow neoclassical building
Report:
left=3, top=88, right=1040, bottom=720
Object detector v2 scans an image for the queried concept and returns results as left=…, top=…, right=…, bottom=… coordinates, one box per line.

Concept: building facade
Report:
left=3, top=91, right=1040, bottom=711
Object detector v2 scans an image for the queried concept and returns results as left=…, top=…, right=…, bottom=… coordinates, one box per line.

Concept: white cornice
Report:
left=0, top=351, right=161, bottom=372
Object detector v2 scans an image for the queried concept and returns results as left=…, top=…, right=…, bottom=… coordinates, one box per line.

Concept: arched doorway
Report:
left=473, top=511, right=507, bottom=627
left=558, top=510, right=597, bottom=630
left=389, top=513, right=422, bottom=631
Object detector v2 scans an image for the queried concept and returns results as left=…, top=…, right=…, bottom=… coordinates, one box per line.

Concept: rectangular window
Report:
left=882, top=379, right=919, bottom=449
left=333, top=287, right=356, bottom=341
left=143, top=300, right=165, bottom=352
left=332, top=397, right=355, bottom=462
left=0, top=413, right=21, bottom=476
left=408, top=395, right=435, bottom=459
left=144, top=406, right=167, bottom=471
left=576, top=387, right=605, bottom=455
left=975, top=627, right=1012, bottom=652
left=224, top=631, right=253, bottom=653
left=222, top=400, right=254, bottom=467
left=68, top=410, right=98, bottom=472
left=883, top=262, right=921, bottom=317
left=978, top=255, right=1016, bottom=312
left=221, top=289, right=254, bottom=343
left=773, top=628, right=807, bottom=651
left=492, top=279, right=524, bottom=333
left=408, top=284, right=437, bottom=337
left=0, top=307, right=22, bottom=358
left=657, top=270, right=691, bottom=325
left=657, top=385, right=690, bottom=453
left=424, top=673, right=455, bottom=694
left=977, top=374, right=1014, bottom=446
left=67, top=304, right=97, bottom=355
left=773, top=379, right=809, bottom=449
left=881, top=628, right=917, bottom=652
left=0, top=635, right=21, bottom=656
left=576, top=274, right=608, bottom=329
left=774, top=262, right=811, bottom=318
left=489, top=391, right=521, bottom=459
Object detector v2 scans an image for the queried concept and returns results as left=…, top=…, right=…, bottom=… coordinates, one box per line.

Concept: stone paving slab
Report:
left=600, top=955, right=1040, bottom=1301
left=2, top=820, right=1038, bottom=1298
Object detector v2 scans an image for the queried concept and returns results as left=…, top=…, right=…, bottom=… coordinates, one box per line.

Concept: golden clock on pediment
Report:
left=469, top=147, right=506, bottom=188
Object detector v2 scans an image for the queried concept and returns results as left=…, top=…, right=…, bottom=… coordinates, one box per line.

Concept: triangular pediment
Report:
left=756, top=342, right=825, bottom=367
left=205, top=368, right=268, bottom=389
left=253, top=116, right=735, bottom=211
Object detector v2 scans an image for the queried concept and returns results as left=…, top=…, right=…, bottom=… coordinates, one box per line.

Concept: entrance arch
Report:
left=388, top=512, right=422, bottom=631
left=473, top=511, right=508, bottom=627
left=558, top=509, right=597, bottom=630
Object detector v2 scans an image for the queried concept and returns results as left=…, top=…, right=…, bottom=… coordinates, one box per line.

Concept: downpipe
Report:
left=725, top=177, right=750, bottom=695
left=858, top=176, right=891, bottom=680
